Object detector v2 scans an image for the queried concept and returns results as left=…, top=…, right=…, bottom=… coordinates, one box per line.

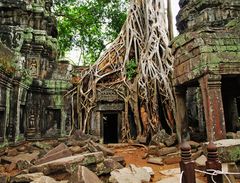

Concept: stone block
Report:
left=158, top=147, right=178, bottom=156
left=147, top=157, right=164, bottom=165
left=44, top=143, right=68, bottom=157
left=163, top=156, right=181, bottom=165
left=10, top=172, right=44, bottom=182
left=109, top=156, right=126, bottom=166
left=16, top=160, right=32, bottom=170
left=70, top=165, right=102, bottom=183
left=35, top=148, right=72, bottom=165
left=109, top=164, right=151, bottom=183
left=7, top=149, right=18, bottom=156
left=29, top=152, right=104, bottom=175
left=164, top=133, right=177, bottom=147
left=195, top=155, right=207, bottom=168
left=69, top=146, right=83, bottom=154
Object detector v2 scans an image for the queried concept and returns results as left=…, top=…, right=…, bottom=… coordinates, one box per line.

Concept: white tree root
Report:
left=68, top=0, right=175, bottom=141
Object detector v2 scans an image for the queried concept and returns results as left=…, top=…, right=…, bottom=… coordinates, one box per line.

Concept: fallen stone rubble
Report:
left=0, top=131, right=125, bottom=183
left=0, top=130, right=240, bottom=182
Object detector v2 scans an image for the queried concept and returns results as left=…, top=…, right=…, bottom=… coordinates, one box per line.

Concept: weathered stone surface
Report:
left=31, top=176, right=68, bottom=183
left=11, top=172, right=44, bottom=182
left=109, top=164, right=151, bottom=183
left=93, top=142, right=115, bottom=156
left=195, top=155, right=207, bottom=168
left=147, top=157, right=164, bottom=165
left=29, top=152, right=104, bottom=175
left=160, top=168, right=180, bottom=176
left=86, top=159, right=123, bottom=176
left=17, top=146, right=27, bottom=152
left=71, top=130, right=99, bottom=142
left=16, top=160, right=32, bottom=170
left=7, top=149, right=18, bottom=156
left=70, top=165, right=102, bottom=183
left=163, top=155, right=181, bottom=165
left=203, top=139, right=240, bottom=162
left=43, top=143, right=68, bottom=157
left=148, top=145, right=165, bottom=156
left=109, top=156, right=126, bottom=166
left=142, top=167, right=154, bottom=176
left=32, top=142, right=52, bottom=150
left=150, top=130, right=169, bottom=146
left=1, top=151, right=39, bottom=164
left=35, top=146, right=72, bottom=165
left=164, top=133, right=177, bottom=147
left=158, top=147, right=178, bottom=156
left=103, top=159, right=123, bottom=170
left=69, top=146, right=83, bottom=154
left=6, top=162, right=16, bottom=172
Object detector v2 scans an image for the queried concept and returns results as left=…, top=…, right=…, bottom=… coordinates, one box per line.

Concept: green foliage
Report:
left=126, top=58, right=137, bottom=80
left=54, top=0, right=128, bottom=65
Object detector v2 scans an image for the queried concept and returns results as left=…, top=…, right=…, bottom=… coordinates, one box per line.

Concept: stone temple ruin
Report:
left=172, top=0, right=240, bottom=141
left=0, top=0, right=240, bottom=147
left=0, top=0, right=73, bottom=144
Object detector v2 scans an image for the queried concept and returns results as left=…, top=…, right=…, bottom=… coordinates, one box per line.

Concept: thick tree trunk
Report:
left=68, top=0, right=176, bottom=141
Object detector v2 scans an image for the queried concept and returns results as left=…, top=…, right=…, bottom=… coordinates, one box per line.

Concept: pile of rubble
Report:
left=0, top=131, right=153, bottom=183
left=1, top=130, right=240, bottom=183
left=145, top=130, right=202, bottom=165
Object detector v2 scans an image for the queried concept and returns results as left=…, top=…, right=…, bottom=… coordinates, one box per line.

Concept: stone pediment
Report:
left=97, top=88, right=124, bottom=102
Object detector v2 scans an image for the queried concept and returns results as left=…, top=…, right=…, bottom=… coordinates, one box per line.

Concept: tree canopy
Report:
left=54, top=0, right=128, bottom=65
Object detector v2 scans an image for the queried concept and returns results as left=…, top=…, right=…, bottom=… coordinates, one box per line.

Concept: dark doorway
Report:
left=45, top=109, right=61, bottom=134
left=0, top=110, right=5, bottom=141
left=103, top=113, right=118, bottom=144
left=20, top=105, right=25, bottom=135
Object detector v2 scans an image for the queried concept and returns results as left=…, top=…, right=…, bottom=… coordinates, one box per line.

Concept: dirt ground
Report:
left=114, top=145, right=240, bottom=183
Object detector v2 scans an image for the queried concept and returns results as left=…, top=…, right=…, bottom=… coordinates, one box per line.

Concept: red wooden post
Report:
left=206, top=141, right=223, bottom=183
left=180, top=141, right=196, bottom=183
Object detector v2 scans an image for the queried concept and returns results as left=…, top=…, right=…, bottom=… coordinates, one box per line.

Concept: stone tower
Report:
left=172, top=0, right=240, bottom=141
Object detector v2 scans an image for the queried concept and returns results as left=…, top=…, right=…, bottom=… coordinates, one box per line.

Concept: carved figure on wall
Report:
left=28, top=58, right=38, bottom=76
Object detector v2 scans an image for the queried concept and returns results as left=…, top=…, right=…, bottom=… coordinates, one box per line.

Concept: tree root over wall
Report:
left=67, top=0, right=175, bottom=141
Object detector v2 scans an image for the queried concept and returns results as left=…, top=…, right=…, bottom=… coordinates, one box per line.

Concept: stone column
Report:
left=199, top=74, right=226, bottom=141
left=174, top=87, right=187, bottom=143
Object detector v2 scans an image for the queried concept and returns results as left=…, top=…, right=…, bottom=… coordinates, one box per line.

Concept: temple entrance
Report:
left=0, top=109, right=5, bottom=141
left=102, top=112, right=119, bottom=144
left=45, top=109, right=61, bottom=135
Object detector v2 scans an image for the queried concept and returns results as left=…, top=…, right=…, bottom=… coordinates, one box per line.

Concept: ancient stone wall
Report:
left=0, top=0, right=73, bottom=144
